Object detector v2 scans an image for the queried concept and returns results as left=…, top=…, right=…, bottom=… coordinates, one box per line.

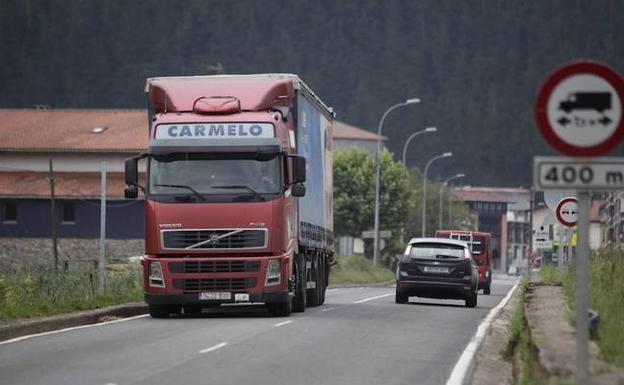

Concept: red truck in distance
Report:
left=124, top=74, right=335, bottom=317
left=435, top=230, right=492, bottom=295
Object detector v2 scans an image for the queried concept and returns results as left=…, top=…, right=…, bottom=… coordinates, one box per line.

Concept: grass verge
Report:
left=561, top=248, right=624, bottom=368
left=329, top=254, right=395, bottom=285
left=503, top=278, right=548, bottom=385
left=0, top=263, right=142, bottom=321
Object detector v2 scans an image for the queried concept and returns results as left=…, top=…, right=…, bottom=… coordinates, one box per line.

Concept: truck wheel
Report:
left=395, top=285, right=408, bottom=304
left=319, top=259, right=327, bottom=305
left=292, top=257, right=307, bottom=313
left=483, top=282, right=491, bottom=295
left=306, top=257, right=322, bottom=307
left=149, top=304, right=178, bottom=318
left=465, top=289, right=478, bottom=308
left=267, top=300, right=292, bottom=317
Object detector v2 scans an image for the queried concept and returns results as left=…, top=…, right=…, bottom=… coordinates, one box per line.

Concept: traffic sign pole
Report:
left=557, top=227, right=564, bottom=268
left=576, top=191, right=591, bottom=384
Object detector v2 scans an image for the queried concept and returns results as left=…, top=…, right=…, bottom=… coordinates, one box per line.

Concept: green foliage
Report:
left=538, top=265, right=562, bottom=285
left=329, top=254, right=395, bottom=285
left=0, top=264, right=142, bottom=320
left=562, top=249, right=624, bottom=368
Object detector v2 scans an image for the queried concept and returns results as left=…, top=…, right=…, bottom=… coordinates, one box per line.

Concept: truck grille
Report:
left=173, top=278, right=256, bottom=293
left=168, top=260, right=260, bottom=274
left=162, top=229, right=267, bottom=250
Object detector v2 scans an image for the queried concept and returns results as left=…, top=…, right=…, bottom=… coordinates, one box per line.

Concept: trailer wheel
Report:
left=292, top=257, right=307, bottom=312
left=319, top=258, right=327, bottom=305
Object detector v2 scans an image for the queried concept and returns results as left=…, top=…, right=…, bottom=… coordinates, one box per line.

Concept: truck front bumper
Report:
left=145, top=290, right=291, bottom=305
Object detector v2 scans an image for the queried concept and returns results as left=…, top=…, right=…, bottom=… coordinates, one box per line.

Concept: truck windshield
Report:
left=149, top=153, right=281, bottom=199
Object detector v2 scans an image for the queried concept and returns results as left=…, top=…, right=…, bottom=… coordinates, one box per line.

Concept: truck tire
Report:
left=267, top=300, right=292, bottom=317
left=149, top=304, right=180, bottom=318
left=483, top=281, right=491, bottom=295
left=306, top=256, right=322, bottom=307
left=319, top=258, right=327, bottom=305
left=292, top=257, right=307, bottom=313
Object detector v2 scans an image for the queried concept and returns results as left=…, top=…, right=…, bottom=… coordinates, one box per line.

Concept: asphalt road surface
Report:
left=0, top=275, right=517, bottom=385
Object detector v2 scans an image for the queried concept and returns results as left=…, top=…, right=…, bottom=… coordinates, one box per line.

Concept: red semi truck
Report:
left=124, top=74, right=334, bottom=317
left=435, top=230, right=492, bottom=295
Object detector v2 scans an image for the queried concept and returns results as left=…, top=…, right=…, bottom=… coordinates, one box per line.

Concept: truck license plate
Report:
left=423, top=266, right=450, bottom=274
left=199, top=292, right=231, bottom=300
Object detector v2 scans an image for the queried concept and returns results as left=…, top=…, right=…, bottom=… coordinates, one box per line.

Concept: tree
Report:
left=333, top=147, right=414, bottom=261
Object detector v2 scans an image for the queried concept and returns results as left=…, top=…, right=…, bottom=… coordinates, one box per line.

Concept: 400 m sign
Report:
left=535, top=157, right=624, bottom=190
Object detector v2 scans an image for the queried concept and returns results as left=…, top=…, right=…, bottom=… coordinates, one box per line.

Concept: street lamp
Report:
left=373, top=98, right=421, bottom=265
left=421, top=152, right=453, bottom=237
left=439, top=173, right=465, bottom=230
left=401, top=126, right=437, bottom=165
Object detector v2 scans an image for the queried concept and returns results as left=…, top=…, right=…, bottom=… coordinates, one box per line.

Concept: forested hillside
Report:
left=1, top=0, right=623, bottom=186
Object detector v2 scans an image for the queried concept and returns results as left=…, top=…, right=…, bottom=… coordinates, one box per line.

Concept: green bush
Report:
left=329, top=254, right=395, bottom=285
left=0, top=263, right=142, bottom=320
left=562, top=248, right=624, bottom=368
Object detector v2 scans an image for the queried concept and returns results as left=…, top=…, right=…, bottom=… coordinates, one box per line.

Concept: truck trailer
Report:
left=124, top=74, right=334, bottom=317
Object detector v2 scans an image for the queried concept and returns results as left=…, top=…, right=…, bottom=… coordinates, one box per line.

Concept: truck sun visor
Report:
left=148, top=138, right=282, bottom=159
left=193, top=96, right=241, bottom=114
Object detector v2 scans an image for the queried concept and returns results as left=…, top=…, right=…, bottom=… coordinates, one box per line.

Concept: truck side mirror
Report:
left=292, top=156, right=306, bottom=184
left=125, top=158, right=139, bottom=186
left=292, top=183, right=306, bottom=197
left=124, top=185, right=138, bottom=199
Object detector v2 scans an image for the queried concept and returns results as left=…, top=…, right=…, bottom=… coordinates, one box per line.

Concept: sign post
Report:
left=535, top=60, right=624, bottom=384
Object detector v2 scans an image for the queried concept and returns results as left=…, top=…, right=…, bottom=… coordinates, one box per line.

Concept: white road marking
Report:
left=198, top=342, right=228, bottom=354
left=445, top=280, right=520, bottom=385
left=353, top=293, right=393, bottom=304
left=326, top=288, right=340, bottom=292
left=274, top=320, right=293, bottom=327
left=0, top=314, right=149, bottom=346
left=321, top=307, right=336, bottom=312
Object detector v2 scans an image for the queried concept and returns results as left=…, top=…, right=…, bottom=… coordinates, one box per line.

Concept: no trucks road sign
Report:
left=535, top=60, right=624, bottom=157
left=555, top=197, right=578, bottom=228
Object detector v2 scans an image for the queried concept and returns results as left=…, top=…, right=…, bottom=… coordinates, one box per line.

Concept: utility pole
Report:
left=98, top=162, right=107, bottom=293
left=48, top=159, right=58, bottom=270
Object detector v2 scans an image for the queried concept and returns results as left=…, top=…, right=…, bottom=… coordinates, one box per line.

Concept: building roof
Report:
left=0, top=110, right=381, bottom=153
left=453, top=186, right=528, bottom=203
left=333, top=120, right=386, bottom=141
left=0, top=171, right=140, bottom=199
left=0, top=109, right=147, bottom=153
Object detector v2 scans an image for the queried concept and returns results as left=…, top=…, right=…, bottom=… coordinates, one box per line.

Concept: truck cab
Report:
left=125, top=75, right=334, bottom=317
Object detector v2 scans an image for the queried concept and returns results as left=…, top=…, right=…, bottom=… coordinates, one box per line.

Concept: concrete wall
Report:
left=0, top=237, right=144, bottom=271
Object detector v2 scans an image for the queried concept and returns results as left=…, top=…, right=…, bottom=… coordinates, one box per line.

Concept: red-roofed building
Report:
left=332, top=120, right=385, bottom=153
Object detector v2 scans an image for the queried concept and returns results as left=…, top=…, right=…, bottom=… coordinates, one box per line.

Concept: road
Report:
left=0, top=275, right=517, bottom=385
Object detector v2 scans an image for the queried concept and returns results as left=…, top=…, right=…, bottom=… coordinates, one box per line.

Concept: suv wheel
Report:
left=395, top=285, right=408, bottom=304
left=465, top=289, right=478, bottom=308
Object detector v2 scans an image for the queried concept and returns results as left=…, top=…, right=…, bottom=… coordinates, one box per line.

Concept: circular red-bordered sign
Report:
left=555, top=197, right=578, bottom=228
left=535, top=60, right=624, bottom=156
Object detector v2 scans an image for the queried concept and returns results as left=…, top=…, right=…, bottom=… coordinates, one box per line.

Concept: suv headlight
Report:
left=265, top=259, right=281, bottom=286
left=149, top=261, right=165, bottom=288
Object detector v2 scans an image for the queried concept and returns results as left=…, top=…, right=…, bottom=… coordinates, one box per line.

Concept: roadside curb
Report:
left=0, top=302, right=148, bottom=343
left=445, top=279, right=520, bottom=385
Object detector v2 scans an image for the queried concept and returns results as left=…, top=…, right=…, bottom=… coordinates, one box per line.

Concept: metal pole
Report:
left=421, top=153, right=452, bottom=237
left=402, top=127, right=437, bottom=165
left=448, top=188, right=453, bottom=227
left=528, top=187, right=534, bottom=259
left=557, top=226, right=564, bottom=268
left=48, top=159, right=58, bottom=270
left=373, top=99, right=420, bottom=265
left=439, top=184, right=444, bottom=231
left=98, top=162, right=107, bottom=294
left=576, top=191, right=590, bottom=384
left=439, top=174, right=465, bottom=231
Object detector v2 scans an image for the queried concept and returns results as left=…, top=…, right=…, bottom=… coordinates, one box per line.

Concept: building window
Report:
left=3, top=201, right=17, bottom=223
left=60, top=201, right=76, bottom=224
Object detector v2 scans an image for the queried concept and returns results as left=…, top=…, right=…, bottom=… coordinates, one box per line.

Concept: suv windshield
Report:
left=408, top=243, right=466, bottom=260
left=149, top=153, right=281, bottom=200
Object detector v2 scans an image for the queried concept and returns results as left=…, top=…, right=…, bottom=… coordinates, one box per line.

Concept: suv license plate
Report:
left=199, top=292, right=231, bottom=300
left=423, top=266, right=450, bottom=274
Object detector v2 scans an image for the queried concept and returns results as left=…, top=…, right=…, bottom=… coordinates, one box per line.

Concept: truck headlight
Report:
left=149, top=261, right=165, bottom=288
left=265, top=259, right=281, bottom=286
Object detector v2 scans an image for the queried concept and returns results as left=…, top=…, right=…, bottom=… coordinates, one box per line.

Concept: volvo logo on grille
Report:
left=207, top=234, right=221, bottom=244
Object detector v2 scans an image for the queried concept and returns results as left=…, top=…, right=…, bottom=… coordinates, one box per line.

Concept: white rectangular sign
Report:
left=534, top=156, right=624, bottom=190
left=155, top=123, right=274, bottom=139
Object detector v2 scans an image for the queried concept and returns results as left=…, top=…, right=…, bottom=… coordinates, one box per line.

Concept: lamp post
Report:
left=439, top=173, right=465, bottom=230
left=421, top=152, right=453, bottom=237
left=373, top=98, right=421, bottom=265
left=401, top=127, right=437, bottom=165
